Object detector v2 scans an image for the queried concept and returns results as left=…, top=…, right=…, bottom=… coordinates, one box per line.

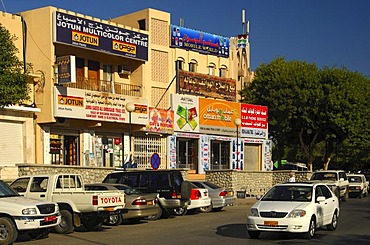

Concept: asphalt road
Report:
left=15, top=196, right=370, bottom=245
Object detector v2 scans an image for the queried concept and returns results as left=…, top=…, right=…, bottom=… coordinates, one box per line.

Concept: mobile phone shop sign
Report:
left=54, top=11, right=148, bottom=61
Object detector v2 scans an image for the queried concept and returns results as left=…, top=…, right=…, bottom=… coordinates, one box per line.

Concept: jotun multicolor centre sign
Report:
left=53, top=11, right=148, bottom=61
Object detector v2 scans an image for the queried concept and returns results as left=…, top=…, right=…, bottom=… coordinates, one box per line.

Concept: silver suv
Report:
left=310, top=170, right=349, bottom=201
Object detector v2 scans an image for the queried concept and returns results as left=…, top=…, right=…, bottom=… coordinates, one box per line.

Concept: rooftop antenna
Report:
left=242, top=9, right=246, bottom=34
left=1, top=0, right=7, bottom=12
left=180, top=18, right=184, bottom=27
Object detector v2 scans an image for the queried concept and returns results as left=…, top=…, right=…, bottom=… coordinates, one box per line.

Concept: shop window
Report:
left=50, top=134, right=79, bottom=165
left=211, top=140, right=230, bottom=170
left=176, top=138, right=198, bottom=172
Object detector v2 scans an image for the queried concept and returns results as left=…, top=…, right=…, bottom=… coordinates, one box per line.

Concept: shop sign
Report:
left=145, top=108, right=174, bottom=134
left=54, top=86, right=148, bottom=125
left=54, top=11, right=148, bottom=61
left=56, top=55, right=76, bottom=84
left=240, top=104, right=268, bottom=139
left=170, top=25, right=229, bottom=58
left=171, top=94, right=200, bottom=133
left=198, top=98, right=240, bottom=136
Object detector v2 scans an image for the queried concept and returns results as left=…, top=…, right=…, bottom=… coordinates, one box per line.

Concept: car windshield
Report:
left=311, top=172, right=337, bottom=181
left=262, top=186, right=313, bottom=202
left=348, top=176, right=362, bottom=183
left=0, top=180, right=20, bottom=197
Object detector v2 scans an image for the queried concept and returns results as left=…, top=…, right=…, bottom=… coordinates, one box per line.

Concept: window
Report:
left=219, top=66, right=228, bottom=78
left=10, top=178, right=30, bottom=192
left=138, top=19, right=146, bottom=30
left=176, top=60, right=184, bottom=70
left=30, top=177, right=48, bottom=192
left=208, top=64, right=216, bottom=76
left=103, top=64, right=113, bottom=82
left=189, top=61, right=197, bottom=72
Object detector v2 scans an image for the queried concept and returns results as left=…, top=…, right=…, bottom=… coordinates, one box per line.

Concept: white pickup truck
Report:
left=10, top=174, right=125, bottom=234
left=0, top=180, right=61, bottom=244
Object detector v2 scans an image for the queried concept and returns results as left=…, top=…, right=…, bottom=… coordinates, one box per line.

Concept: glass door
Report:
left=211, top=140, right=230, bottom=170
left=176, top=138, right=198, bottom=171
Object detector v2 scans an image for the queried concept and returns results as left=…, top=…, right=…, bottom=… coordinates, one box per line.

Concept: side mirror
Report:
left=316, top=196, right=326, bottom=202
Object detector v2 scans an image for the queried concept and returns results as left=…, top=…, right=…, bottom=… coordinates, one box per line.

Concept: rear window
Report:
left=150, top=173, right=170, bottom=189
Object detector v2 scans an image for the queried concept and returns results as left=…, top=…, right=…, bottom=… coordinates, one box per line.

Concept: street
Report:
left=15, top=196, right=370, bottom=245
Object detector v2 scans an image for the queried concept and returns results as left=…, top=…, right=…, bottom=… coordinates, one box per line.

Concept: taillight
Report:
left=154, top=198, right=158, bottom=205
left=92, top=195, right=98, bottom=205
left=190, top=189, right=201, bottom=200
left=171, top=191, right=181, bottom=199
left=132, top=198, right=147, bottom=205
left=219, top=191, right=227, bottom=197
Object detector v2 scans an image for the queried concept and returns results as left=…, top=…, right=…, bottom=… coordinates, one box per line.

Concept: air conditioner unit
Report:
left=118, top=65, right=131, bottom=75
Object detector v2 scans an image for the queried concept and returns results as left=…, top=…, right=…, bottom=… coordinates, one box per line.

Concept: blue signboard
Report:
left=54, top=11, right=148, bottom=61
left=170, top=25, right=229, bottom=58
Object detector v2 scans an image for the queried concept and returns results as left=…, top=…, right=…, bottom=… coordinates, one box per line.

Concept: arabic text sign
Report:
left=170, top=25, right=229, bottom=58
left=54, top=11, right=148, bottom=61
left=240, top=104, right=268, bottom=138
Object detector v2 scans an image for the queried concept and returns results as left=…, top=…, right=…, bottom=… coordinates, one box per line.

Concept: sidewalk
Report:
left=234, top=197, right=257, bottom=207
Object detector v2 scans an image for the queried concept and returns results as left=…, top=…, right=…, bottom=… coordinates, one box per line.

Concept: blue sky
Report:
left=1, top=0, right=369, bottom=77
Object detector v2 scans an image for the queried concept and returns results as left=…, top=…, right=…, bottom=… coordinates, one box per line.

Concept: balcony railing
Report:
left=63, top=77, right=142, bottom=97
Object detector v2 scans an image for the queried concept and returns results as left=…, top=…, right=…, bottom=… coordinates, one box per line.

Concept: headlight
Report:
left=22, top=208, right=37, bottom=215
left=249, top=208, right=259, bottom=217
left=288, top=209, right=306, bottom=218
left=55, top=204, right=59, bottom=212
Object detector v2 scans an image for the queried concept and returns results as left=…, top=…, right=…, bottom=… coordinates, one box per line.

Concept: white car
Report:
left=247, top=182, right=340, bottom=239
left=347, top=173, right=368, bottom=198
left=173, top=186, right=211, bottom=215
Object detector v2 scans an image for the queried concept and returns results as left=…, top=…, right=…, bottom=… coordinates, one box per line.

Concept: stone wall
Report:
left=2, top=165, right=311, bottom=197
left=206, top=170, right=312, bottom=197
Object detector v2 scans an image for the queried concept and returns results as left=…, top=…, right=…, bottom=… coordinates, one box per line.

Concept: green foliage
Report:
left=241, top=57, right=370, bottom=170
left=0, top=24, right=29, bottom=108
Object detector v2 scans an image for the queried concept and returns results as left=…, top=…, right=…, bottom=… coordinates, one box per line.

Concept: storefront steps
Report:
left=188, top=173, right=206, bottom=180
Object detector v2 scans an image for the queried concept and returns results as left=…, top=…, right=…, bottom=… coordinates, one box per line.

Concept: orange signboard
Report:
left=199, top=98, right=240, bottom=135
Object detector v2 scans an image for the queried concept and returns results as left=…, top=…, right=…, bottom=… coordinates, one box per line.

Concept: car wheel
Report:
left=53, top=210, right=74, bottom=234
left=304, top=217, right=316, bottom=239
left=0, top=217, right=18, bottom=245
left=105, top=213, right=122, bottom=226
left=146, top=207, right=162, bottom=221
left=248, top=230, right=260, bottom=239
left=327, top=211, right=338, bottom=231
left=200, top=204, right=212, bottom=213
left=173, top=207, right=187, bottom=216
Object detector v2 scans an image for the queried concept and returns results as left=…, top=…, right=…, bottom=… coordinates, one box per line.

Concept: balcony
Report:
left=64, top=77, right=142, bottom=97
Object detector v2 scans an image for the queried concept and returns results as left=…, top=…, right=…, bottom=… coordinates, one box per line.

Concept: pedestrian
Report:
left=288, top=172, right=296, bottom=182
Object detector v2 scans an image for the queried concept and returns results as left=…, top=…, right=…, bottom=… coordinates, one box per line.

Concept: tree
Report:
left=0, top=24, right=29, bottom=109
left=241, top=57, right=370, bottom=171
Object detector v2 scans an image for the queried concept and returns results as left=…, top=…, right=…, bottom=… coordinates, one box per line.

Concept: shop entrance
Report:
left=176, top=138, right=198, bottom=171
left=211, top=140, right=230, bottom=170
left=64, top=135, right=79, bottom=165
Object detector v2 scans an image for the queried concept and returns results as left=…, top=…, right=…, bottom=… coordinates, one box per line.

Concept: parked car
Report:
left=310, top=170, right=349, bottom=201
left=347, top=173, right=368, bottom=198
left=173, top=183, right=211, bottom=215
left=247, top=182, right=340, bottom=239
left=85, top=183, right=160, bottom=225
left=103, top=170, right=189, bottom=218
left=190, top=180, right=235, bottom=212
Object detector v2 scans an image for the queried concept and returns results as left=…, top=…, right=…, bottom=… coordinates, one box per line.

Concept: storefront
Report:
left=170, top=94, right=272, bottom=173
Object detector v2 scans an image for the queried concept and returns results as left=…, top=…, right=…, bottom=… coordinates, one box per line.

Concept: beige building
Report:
left=0, top=7, right=272, bottom=178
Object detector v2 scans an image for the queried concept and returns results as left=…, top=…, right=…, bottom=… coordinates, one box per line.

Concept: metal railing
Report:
left=64, top=77, right=142, bottom=97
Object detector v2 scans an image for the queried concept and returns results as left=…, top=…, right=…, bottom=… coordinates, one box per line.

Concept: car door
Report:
left=316, top=185, right=336, bottom=226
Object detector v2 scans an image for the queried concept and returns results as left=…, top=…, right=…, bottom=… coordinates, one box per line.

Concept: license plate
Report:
left=264, top=221, right=278, bottom=226
left=44, top=215, right=57, bottom=222
left=147, top=201, right=153, bottom=205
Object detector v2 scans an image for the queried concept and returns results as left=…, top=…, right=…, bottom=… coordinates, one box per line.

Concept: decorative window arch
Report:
left=189, top=59, right=198, bottom=72
left=219, top=65, right=228, bottom=78
left=208, top=62, right=216, bottom=76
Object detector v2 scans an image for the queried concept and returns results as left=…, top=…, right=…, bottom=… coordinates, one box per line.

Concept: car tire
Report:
left=304, top=217, right=316, bottom=239
left=53, top=210, right=74, bottom=234
left=248, top=230, right=260, bottom=239
left=173, top=207, right=187, bottom=216
left=327, top=211, right=338, bottom=231
left=0, top=217, right=18, bottom=245
left=200, top=204, right=212, bottom=213
left=146, top=207, right=162, bottom=221
left=105, top=213, right=123, bottom=226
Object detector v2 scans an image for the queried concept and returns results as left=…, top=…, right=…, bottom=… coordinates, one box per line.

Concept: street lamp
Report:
left=126, top=102, right=135, bottom=167
left=234, top=117, right=241, bottom=169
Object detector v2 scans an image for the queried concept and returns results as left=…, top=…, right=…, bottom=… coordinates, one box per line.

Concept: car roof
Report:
left=313, top=170, right=344, bottom=173
left=274, top=182, right=322, bottom=187
left=85, top=183, right=130, bottom=188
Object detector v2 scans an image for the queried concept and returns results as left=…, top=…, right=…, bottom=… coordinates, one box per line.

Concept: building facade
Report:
left=0, top=7, right=272, bottom=178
